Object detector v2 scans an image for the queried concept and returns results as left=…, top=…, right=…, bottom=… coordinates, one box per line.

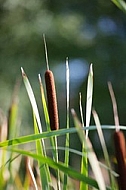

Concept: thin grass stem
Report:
left=108, top=82, right=119, bottom=131
left=92, top=109, right=117, bottom=189
left=63, top=58, right=70, bottom=190
left=27, top=158, right=38, bottom=190
left=86, top=63, right=93, bottom=138
left=79, top=93, right=88, bottom=190
left=43, top=34, right=49, bottom=70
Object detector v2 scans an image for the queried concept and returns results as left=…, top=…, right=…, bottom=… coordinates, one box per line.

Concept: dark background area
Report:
left=0, top=0, right=126, bottom=158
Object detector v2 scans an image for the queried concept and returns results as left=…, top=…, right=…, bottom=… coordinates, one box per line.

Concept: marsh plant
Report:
left=0, top=55, right=126, bottom=190
left=0, top=1, right=126, bottom=189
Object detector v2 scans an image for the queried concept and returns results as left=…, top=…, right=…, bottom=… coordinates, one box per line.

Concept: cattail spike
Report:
left=43, top=34, right=49, bottom=70
left=45, top=70, right=59, bottom=130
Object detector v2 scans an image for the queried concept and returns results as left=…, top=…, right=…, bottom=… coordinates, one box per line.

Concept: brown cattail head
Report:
left=45, top=69, right=59, bottom=130
left=114, top=130, right=126, bottom=189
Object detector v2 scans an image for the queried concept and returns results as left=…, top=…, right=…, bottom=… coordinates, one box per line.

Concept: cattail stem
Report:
left=114, top=130, right=126, bottom=190
left=45, top=70, right=59, bottom=130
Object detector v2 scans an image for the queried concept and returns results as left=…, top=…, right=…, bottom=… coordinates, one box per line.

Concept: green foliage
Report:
left=1, top=0, right=126, bottom=130
left=112, top=0, right=126, bottom=13
left=0, top=64, right=123, bottom=189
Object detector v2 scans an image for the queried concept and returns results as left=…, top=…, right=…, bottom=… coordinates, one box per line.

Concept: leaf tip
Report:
left=38, top=74, right=41, bottom=83
left=66, top=57, right=69, bottom=68
left=21, top=67, right=26, bottom=77
left=71, top=108, right=76, bottom=116
left=90, top=63, right=93, bottom=76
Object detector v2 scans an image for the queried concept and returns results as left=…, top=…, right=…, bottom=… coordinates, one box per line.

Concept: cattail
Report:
left=114, top=130, right=126, bottom=190
left=43, top=34, right=59, bottom=130
left=45, top=69, right=59, bottom=130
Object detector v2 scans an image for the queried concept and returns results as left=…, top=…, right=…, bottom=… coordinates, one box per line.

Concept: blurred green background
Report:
left=0, top=0, right=126, bottom=157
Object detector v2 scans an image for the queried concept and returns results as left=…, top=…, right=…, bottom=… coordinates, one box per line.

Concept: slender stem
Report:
left=43, top=34, right=49, bottom=70
left=79, top=92, right=88, bottom=190
left=108, top=82, right=119, bottom=131
left=63, top=58, right=70, bottom=190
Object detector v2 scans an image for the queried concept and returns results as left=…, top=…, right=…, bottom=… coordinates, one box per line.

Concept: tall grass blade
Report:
left=1, top=126, right=126, bottom=148
left=79, top=93, right=88, bottom=190
left=0, top=128, right=75, bottom=148
left=9, top=148, right=99, bottom=189
left=21, top=68, right=43, bottom=135
left=21, top=67, right=46, bottom=153
left=108, top=82, right=119, bottom=130
left=25, top=157, right=38, bottom=190
left=92, top=109, right=117, bottom=189
left=8, top=101, right=18, bottom=139
left=71, top=109, right=106, bottom=190
left=7, top=81, right=20, bottom=186
left=21, top=67, right=50, bottom=188
left=86, top=64, right=93, bottom=138
left=23, top=157, right=31, bottom=189
left=38, top=74, right=50, bottom=131
left=111, top=0, right=126, bottom=13
left=63, top=58, right=70, bottom=190
left=0, top=110, right=8, bottom=188
left=33, top=113, right=51, bottom=189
